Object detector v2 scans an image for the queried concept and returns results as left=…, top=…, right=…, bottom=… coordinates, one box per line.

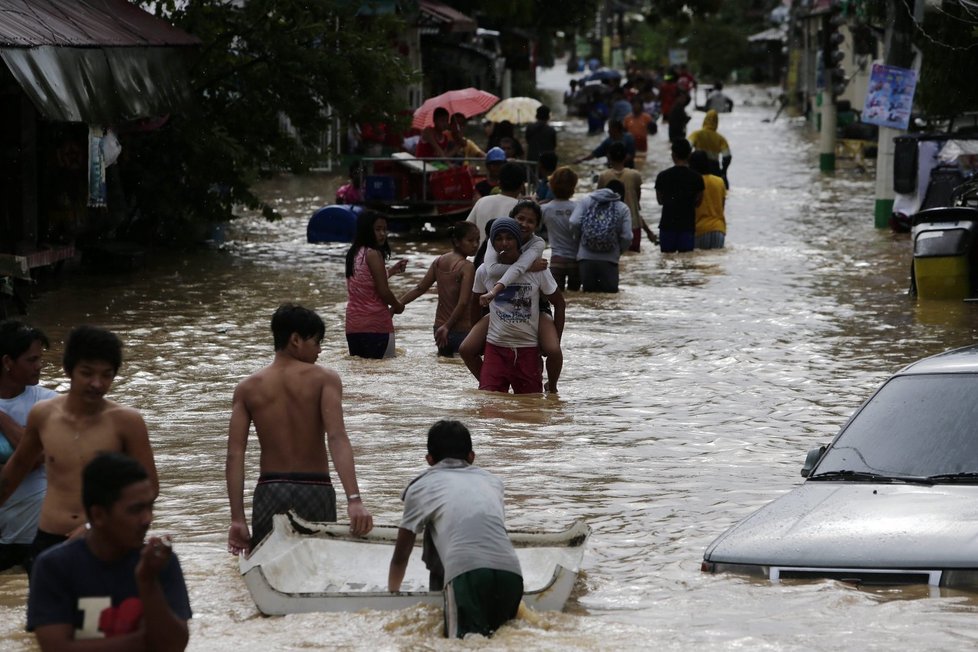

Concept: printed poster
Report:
left=862, top=63, right=917, bottom=130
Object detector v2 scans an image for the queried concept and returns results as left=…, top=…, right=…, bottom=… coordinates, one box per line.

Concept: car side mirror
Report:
left=801, top=445, right=827, bottom=477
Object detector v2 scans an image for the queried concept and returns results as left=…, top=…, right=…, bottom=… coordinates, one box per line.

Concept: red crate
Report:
left=428, top=167, right=475, bottom=214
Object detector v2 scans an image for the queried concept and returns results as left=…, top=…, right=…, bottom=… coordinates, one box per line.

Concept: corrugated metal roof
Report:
left=0, top=0, right=200, bottom=48
left=418, top=0, right=476, bottom=33
left=3, top=45, right=196, bottom=122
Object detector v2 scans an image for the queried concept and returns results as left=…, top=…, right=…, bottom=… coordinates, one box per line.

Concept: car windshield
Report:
left=813, top=373, right=978, bottom=479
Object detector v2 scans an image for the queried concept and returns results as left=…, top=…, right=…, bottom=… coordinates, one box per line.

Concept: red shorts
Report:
left=480, top=343, right=543, bottom=394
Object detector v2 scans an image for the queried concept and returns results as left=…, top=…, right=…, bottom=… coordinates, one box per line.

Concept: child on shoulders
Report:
left=465, top=217, right=565, bottom=394
left=459, top=201, right=564, bottom=393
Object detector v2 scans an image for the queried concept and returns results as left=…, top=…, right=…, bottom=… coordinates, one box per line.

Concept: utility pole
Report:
left=873, top=0, right=918, bottom=227
left=819, top=1, right=846, bottom=173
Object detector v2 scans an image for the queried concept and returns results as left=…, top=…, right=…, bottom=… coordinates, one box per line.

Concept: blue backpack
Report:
left=580, top=200, right=621, bottom=252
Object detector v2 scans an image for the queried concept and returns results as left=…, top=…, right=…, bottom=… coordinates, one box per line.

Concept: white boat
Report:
left=239, top=511, right=590, bottom=616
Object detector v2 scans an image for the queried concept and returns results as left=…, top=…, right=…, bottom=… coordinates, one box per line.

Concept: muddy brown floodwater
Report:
left=2, top=67, right=978, bottom=651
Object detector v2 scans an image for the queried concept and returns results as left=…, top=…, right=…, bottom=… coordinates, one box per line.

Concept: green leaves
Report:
left=127, top=0, right=415, bottom=231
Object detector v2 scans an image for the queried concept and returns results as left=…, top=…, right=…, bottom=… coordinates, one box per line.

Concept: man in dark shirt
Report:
left=28, top=452, right=191, bottom=649
left=668, top=90, right=691, bottom=144
left=524, top=105, right=557, bottom=163
left=654, top=139, right=704, bottom=253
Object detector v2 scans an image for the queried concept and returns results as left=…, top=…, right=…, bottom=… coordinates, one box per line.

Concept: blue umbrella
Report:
left=583, top=69, right=622, bottom=82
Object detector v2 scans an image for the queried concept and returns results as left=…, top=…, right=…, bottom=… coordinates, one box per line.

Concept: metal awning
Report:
left=418, top=0, right=476, bottom=34
left=2, top=46, right=196, bottom=124
left=0, top=0, right=201, bottom=47
left=0, top=0, right=200, bottom=124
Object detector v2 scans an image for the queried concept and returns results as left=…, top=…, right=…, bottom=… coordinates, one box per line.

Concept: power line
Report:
left=904, top=0, right=978, bottom=52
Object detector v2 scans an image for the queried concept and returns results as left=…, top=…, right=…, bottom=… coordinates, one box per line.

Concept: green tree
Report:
left=913, top=2, right=978, bottom=117
left=125, top=0, right=414, bottom=238
left=629, top=0, right=769, bottom=79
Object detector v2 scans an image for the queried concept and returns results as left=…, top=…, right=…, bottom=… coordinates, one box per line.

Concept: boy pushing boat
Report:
left=388, top=420, right=523, bottom=638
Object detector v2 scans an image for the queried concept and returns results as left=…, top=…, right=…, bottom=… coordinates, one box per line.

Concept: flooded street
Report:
left=3, top=65, right=978, bottom=650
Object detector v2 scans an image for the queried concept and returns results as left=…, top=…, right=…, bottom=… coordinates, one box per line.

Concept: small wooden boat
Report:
left=239, top=511, right=590, bottom=616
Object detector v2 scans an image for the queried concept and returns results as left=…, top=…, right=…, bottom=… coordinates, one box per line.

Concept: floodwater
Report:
left=3, top=66, right=978, bottom=651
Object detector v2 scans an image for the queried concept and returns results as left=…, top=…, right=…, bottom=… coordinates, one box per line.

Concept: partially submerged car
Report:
left=702, top=344, right=978, bottom=589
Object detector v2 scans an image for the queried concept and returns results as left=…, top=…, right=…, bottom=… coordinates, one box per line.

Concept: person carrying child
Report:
left=466, top=217, right=566, bottom=394
left=388, top=420, right=523, bottom=639
left=459, top=201, right=564, bottom=393
left=398, top=221, right=481, bottom=356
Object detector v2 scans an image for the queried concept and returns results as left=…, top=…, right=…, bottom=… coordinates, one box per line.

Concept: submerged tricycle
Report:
left=909, top=206, right=978, bottom=300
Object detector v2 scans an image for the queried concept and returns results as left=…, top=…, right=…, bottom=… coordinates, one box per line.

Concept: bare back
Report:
left=31, top=394, right=157, bottom=534
left=234, top=359, right=338, bottom=474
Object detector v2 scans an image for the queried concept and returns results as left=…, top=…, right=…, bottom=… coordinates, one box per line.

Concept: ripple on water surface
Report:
left=3, top=77, right=978, bottom=651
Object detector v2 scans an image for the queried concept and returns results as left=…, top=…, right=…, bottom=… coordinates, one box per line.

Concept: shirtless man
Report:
left=0, top=324, right=158, bottom=567
left=226, top=304, right=373, bottom=556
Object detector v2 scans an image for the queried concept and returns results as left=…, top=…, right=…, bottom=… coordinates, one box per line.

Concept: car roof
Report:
left=896, top=344, right=978, bottom=375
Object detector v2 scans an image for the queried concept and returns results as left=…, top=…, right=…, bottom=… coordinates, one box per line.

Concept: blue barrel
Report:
left=307, top=205, right=359, bottom=243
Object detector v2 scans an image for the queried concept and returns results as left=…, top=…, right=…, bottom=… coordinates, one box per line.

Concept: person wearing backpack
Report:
left=597, top=142, right=644, bottom=252
left=569, top=179, right=633, bottom=293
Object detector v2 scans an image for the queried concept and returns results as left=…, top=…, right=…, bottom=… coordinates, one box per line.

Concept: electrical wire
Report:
left=903, top=0, right=978, bottom=52
left=932, top=2, right=978, bottom=26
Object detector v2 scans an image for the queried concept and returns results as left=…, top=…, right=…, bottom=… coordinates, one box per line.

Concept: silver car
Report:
left=702, top=344, right=978, bottom=588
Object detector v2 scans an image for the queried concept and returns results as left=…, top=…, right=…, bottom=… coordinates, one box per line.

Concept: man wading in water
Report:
left=0, top=325, right=158, bottom=571
left=225, top=304, right=373, bottom=555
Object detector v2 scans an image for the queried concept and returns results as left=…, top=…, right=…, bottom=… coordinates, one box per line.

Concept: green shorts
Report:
left=443, top=568, right=523, bottom=639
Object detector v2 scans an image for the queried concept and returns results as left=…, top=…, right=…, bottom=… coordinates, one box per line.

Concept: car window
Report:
left=817, top=373, right=978, bottom=477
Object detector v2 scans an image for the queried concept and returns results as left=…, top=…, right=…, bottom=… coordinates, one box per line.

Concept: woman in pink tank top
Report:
left=344, top=211, right=407, bottom=358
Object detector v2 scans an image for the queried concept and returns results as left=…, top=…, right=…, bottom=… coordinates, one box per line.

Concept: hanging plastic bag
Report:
left=101, top=128, right=122, bottom=167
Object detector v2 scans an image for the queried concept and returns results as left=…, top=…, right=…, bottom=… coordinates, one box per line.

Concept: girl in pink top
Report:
left=398, top=221, right=480, bottom=356
left=344, top=211, right=406, bottom=358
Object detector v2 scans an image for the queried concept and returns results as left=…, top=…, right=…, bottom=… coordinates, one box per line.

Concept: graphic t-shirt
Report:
left=473, top=264, right=557, bottom=348
left=27, top=538, right=192, bottom=638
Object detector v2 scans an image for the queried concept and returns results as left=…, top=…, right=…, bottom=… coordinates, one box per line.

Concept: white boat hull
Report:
left=240, top=512, right=590, bottom=616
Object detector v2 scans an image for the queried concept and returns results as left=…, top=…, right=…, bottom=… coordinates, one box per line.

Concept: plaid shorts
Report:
left=251, top=472, right=335, bottom=547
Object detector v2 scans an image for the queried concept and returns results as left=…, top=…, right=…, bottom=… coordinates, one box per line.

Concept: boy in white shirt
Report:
left=471, top=218, right=565, bottom=394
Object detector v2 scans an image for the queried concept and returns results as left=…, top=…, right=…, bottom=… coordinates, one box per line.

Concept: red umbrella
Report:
left=412, top=88, right=499, bottom=129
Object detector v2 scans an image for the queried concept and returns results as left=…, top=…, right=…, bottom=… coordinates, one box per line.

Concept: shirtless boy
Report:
left=226, top=304, right=373, bottom=555
left=0, top=324, right=158, bottom=566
